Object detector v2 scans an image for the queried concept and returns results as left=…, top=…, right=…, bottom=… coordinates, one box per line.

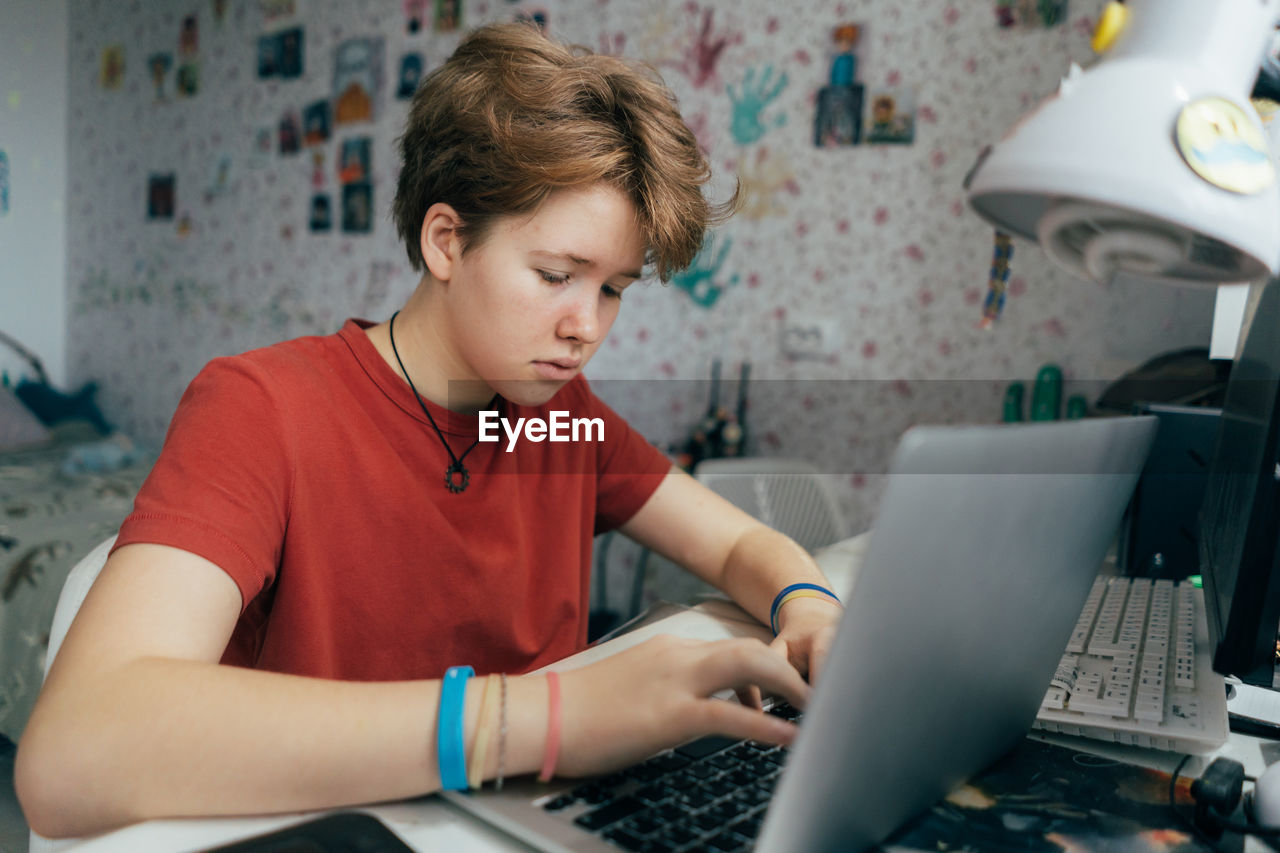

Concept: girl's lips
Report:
left=532, top=361, right=578, bottom=381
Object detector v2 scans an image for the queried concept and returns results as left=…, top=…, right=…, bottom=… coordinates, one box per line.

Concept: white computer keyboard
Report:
left=1034, top=575, right=1229, bottom=753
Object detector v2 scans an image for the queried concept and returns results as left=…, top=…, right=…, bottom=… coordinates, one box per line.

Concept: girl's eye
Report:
left=538, top=270, right=570, bottom=284
left=602, top=284, right=623, bottom=300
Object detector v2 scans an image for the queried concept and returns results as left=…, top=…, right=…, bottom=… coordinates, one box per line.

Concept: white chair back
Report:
left=693, top=458, right=850, bottom=553
left=630, top=458, right=850, bottom=616
left=29, top=535, right=116, bottom=853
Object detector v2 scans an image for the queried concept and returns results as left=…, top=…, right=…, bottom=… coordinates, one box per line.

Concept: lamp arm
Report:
left=0, top=329, right=50, bottom=386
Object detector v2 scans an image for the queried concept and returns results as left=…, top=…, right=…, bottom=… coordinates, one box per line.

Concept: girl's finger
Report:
left=698, top=638, right=811, bottom=711
left=734, top=684, right=763, bottom=710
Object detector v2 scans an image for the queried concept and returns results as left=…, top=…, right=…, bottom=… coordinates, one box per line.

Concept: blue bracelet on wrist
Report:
left=769, top=582, right=840, bottom=635
left=438, top=665, right=475, bottom=791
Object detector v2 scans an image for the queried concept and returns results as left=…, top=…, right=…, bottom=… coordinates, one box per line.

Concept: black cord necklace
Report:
left=387, top=310, right=494, bottom=494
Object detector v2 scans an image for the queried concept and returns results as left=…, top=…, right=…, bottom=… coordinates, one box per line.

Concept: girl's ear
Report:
left=419, top=202, right=463, bottom=282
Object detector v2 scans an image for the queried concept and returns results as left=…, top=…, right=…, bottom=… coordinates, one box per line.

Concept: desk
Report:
left=44, top=534, right=1280, bottom=852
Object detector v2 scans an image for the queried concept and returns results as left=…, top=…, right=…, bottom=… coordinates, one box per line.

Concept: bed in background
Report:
left=0, top=387, right=151, bottom=741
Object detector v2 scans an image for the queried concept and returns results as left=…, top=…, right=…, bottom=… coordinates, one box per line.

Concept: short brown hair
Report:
left=393, top=22, right=731, bottom=282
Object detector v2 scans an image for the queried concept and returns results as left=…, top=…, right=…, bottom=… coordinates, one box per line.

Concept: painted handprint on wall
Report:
left=728, top=65, right=788, bottom=146
left=671, top=232, right=739, bottom=309
left=737, top=147, right=797, bottom=221
left=671, top=6, right=742, bottom=90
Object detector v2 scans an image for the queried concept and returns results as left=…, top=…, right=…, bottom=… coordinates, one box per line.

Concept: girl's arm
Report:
left=17, top=542, right=808, bottom=839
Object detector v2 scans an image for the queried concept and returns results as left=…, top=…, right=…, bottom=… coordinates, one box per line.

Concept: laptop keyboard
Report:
left=540, top=703, right=799, bottom=852
left=1034, top=575, right=1228, bottom=752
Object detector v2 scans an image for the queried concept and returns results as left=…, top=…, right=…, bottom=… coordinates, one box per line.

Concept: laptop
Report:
left=443, top=415, right=1159, bottom=853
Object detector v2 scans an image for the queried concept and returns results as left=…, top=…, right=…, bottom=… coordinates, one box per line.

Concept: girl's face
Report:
left=436, top=183, right=647, bottom=409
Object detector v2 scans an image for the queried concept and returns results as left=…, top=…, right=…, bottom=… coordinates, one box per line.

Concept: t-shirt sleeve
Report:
left=113, top=356, right=292, bottom=611
left=575, top=378, right=673, bottom=534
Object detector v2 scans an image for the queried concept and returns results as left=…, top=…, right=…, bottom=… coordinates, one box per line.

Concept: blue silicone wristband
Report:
left=438, top=665, right=474, bottom=791
left=769, top=583, right=840, bottom=635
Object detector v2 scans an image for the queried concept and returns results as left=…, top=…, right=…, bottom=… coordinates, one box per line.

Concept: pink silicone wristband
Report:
left=538, top=671, right=561, bottom=782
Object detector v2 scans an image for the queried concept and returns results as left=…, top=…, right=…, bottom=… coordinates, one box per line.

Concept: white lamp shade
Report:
left=966, top=0, right=1280, bottom=287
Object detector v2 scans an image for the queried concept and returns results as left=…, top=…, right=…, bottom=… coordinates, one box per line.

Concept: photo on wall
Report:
left=333, top=38, right=384, bottom=125
left=338, top=137, right=372, bottom=184
left=813, top=23, right=864, bottom=147
left=179, top=14, right=199, bottom=57
left=100, top=45, right=125, bottom=90
left=303, top=99, right=332, bottom=146
left=995, top=0, right=1068, bottom=28
left=278, top=27, right=305, bottom=79
left=147, top=173, right=176, bottom=220
left=396, top=53, right=424, bottom=99
left=258, top=32, right=281, bottom=78
left=279, top=110, right=302, bottom=155
left=435, top=0, right=462, bottom=33
left=404, top=0, right=428, bottom=34
left=176, top=62, right=200, bottom=98
left=864, top=87, right=916, bottom=145
left=148, top=52, right=173, bottom=101
left=259, top=0, right=305, bottom=26
left=309, top=193, right=332, bottom=232
left=342, top=183, right=373, bottom=233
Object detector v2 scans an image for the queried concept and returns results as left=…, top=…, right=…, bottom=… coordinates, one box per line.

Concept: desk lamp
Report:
left=965, top=0, right=1280, bottom=287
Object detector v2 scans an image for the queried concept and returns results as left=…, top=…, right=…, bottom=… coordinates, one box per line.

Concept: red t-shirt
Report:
left=114, top=319, right=671, bottom=680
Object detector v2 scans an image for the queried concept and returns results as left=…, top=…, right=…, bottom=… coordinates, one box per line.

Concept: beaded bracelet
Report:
left=437, top=665, right=474, bottom=791
left=769, top=583, right=841, bottom=635
left=495, top=674, right=509, bottom=792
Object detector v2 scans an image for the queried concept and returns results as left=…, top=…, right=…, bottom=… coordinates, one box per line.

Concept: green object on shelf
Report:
left=1188, top=574, right=1203, bottom=588
left=1002, top=382, right=1025, bottom=422
left=1030, top=364, right=1062, bottom=421
left=1065, top=394, right=1087, bottom=419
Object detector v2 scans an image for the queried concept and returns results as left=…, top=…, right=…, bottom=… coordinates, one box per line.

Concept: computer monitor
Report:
left=1200, top=279, right=1280, bottom=687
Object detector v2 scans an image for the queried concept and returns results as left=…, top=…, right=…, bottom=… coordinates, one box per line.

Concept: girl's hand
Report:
left=769, top=596, right=842, bottom=685
left=555, top=634, right=810, bottom=778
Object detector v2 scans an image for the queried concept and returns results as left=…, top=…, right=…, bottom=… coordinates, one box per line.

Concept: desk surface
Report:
left=42, top=535, right=1280, bottom=853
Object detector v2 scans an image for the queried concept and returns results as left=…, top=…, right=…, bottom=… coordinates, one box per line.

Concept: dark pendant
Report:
left=445, top=461, right=469, bottom=493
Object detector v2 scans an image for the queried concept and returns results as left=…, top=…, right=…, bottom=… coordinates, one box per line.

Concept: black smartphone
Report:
left=205, top=811, right=415, bottom=852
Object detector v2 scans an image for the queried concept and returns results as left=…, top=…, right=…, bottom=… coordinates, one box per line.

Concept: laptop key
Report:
left=633, top=784, right=673, bottom=805
left=676, top=789, right=715, bottom=809
left=542, top=794, right=575, bottom=812
left=572, top=783, right=615, bottom=805
left=729, top=816, right=762, bottom=839
left=704, top=777, right=737, bottom=798
left=628, top=764, right=666, bottom=783
left=622, top=814, right=664, bottom=837
left=659, top=825, right=700, bottom=846
left=664, top=770, right=700, bottom=789
left=574, top=796, right=646, bottom=831
left=649, top=803, right=686, bottom=823
left=634, top=840, right=676, bottom=853
left=685, top=763, right=719, bottom=780
left=707, top=800, right=745, bottom=821
left=650, top=753, right=691, bottom=773
left=690, top=811, right=727, bottom=833
left=706, top=832, right=749, bottom=851
left=603, top=827, right=652, bottom=852
left=731, top=786, right=770, bottom=807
